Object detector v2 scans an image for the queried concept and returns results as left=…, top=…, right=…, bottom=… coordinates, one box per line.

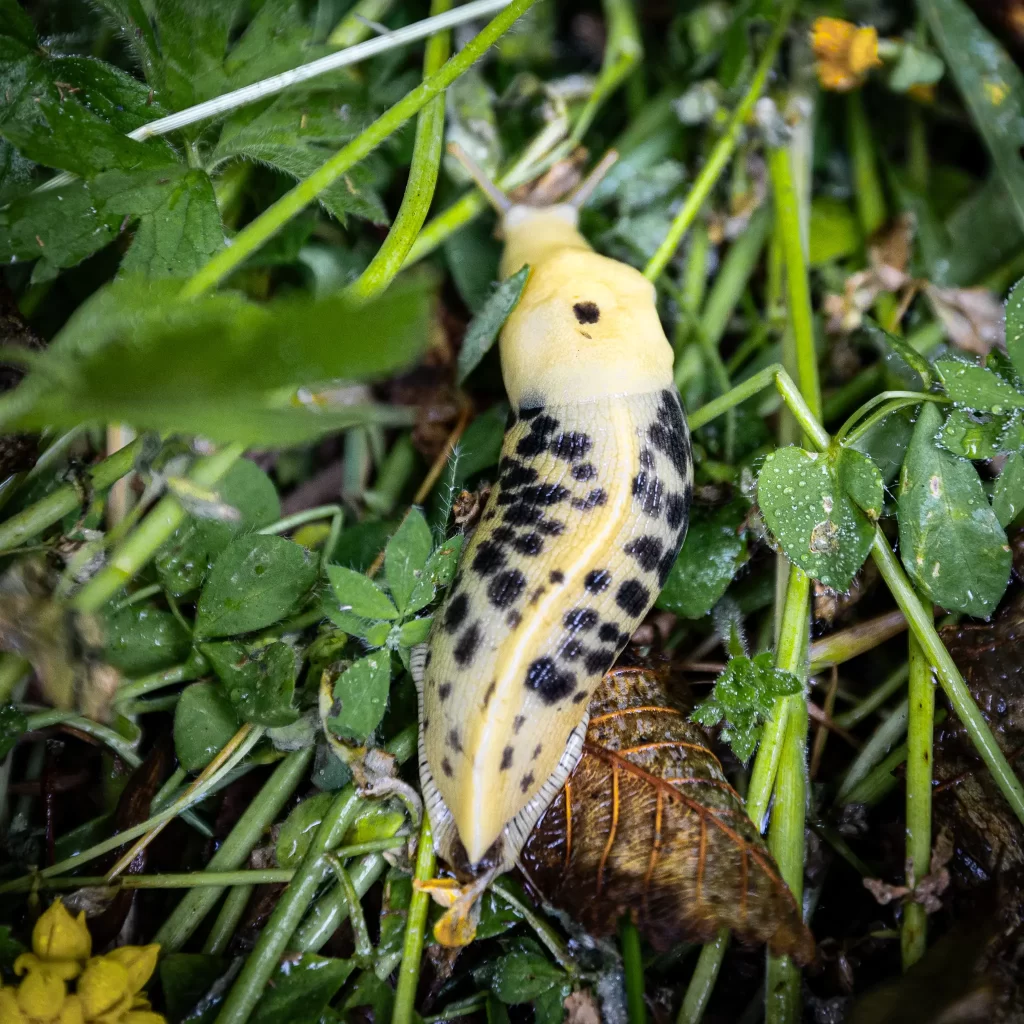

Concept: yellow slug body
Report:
left=417, top=205, right=693, bottom=872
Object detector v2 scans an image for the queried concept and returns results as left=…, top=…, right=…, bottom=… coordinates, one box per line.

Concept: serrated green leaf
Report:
left=897, top=402, right=1012, bottom=617
left=863, top=317, right=934, bottom=388
left=757, top=446, right=874, bottom=592
left=0, top=274, right=430, bottom=444
left=657, top=501, right=747, bottom=619
left=326, top=564, right=398, bottom=620
left=385, top=508, right=433, bottom=613
left=924, top=0, right=1024, bottom=234
left=457, top=266, right=530, bottom=384
left=195, top=535, right=319, bottom=639
left=91, top=0, right=161, bottom=83
left=90, top=166, right=224, bottom=278
left=328, top=652, right=391, bottom=743
left=935, top=359, right=1024, bottom=412
left=173, top=681, right=240, bottom=772
left=201, top=640, right=299, bottom=727
left=407, top=535, right=464, bottom=613
left=994, top=451, right=1024, bottom=527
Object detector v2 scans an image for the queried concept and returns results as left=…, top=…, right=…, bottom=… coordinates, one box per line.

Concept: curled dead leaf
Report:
left=518, top=665, right=815, bottom=964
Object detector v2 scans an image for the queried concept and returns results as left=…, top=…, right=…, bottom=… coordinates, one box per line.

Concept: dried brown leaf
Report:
left=519, top=665, right=815, bottom=964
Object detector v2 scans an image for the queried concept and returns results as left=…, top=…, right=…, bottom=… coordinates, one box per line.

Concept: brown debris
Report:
left=518, top=664, right=815, bottom=964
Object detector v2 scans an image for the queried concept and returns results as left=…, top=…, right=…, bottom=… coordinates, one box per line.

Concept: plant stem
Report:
left=114, top=664, right=192, bottom=705
left=643, top=0, right=795, bottom=282
left=71, top=443, right=244, bottom=612
left=23, top=709, right=141, bottom=766
left=347, top=0, right=452, bottom=301
left=0, top=435, right=145, bottom=552
left=902, top=617, right=934, bottom=970
left=833, top=664, right=910, bottom=729
left=837, top=699, right=909, bottom=804
left=392, top=814, right=436, bottom=1024
left=182, top=0, right=540, bottom=298
left=621, top=917, right=647, bottom=1024
left=847, top=92, right=886, bottom=238
left=768, top=143, right=822, bottom=425
left=258, top=504, right=344, bottom=535
left=203, top=885, right=252, bottom=956
left=808, top=610, right=908, bottom=671
left=677, top=931, right=728, bottom=1024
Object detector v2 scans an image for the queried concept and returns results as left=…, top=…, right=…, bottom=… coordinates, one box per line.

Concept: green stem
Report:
left=836, top=392, right=948, bottom=447
left=392, top=815, right=436, bottom=1024
left=203, top=885, right=252, bottom=956
left=294, top=852, right=391, bottom=951
left=677, top=932, right=728, bottom=1024
left=837, top=699, right=909, bottom=804
left=621, top=917, right=647, bottom=1024
left=182, top=0, right=540, bottom=297
left=841, top=743, right=907, bottom=807
left=0, top=435, right=146, bottom=551
left=808, top=610, right=908, bottom=671
left=768, top=143, right=821, bottom=425
left=847, top=92, right=886, bottom=238
left=491, top=878, right=577, bottom=974
left=71, top=443, right=244, bottom=612
left=153, top=747, right=339, bottom=950
left=258, top=504, right=344, bottom=535
left=902, top=617, right=934, bottom=970
left=114, top=664, right=192, bottom=705
left=643, top=0, right=795, bottom=282
left=833, top=664, right=910, bottom=729
left=871, top=533, right=1024, bottom=829
left=23, top=709, right=141, bottom=766
left=347, top=0, right=452, bottom=301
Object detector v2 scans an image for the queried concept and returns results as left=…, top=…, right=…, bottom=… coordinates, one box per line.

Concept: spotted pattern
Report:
left=422, top=389, right=692, bottom=865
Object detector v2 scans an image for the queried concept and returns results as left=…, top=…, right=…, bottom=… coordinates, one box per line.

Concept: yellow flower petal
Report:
left=848, top=27, right=882, bottom=75
left=0, top=985, right=27, bottom=1024
left=77, top=958, right=132, bottom=1021
left=32, top=901, right=92, bottom=963
left=810, top=17, right=882, bottom=91
left=811, top=16, right=856, bottom=62
left=15, top=969, right=65, bottom=1020
left=104, top=946, right=159, bottom=995
left=58, top=993, right=86, bottom=1024
left=14, top=952, right=81, bottom=983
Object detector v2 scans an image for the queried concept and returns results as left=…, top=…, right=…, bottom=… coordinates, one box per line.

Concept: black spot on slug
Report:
left=514, top=532, right=544, bottom=556
left=616, top=579, right=651, bottom=617
left=453, top=622, right=481, bottom=666
left=549, top=570, right=565, bottom=583
left=482, top=680, right=496, bottom=708
left=503, top=502, right=543, bottom=526
left=584, top=569, right=611, bottom=593
left=519, top=405, right=543, bottom=420
left=572, top=462, right=597, bottom=481
left=447, top=727, right=463, bottom=753
left=598, top=622, right=620, bottom=643
left=513, top=714, right=526, bottom=733
left=443, top=593, right=468, bottom=632
left=573, top=301, right=600, bottom=324
left=585, top=649, right=613, bottom=674
left=639, top=447, right=655, bottom=470
left=519, top=483, right=570, bottom=506
left=632, top=471, right=664, bottom=517
left=537, top=518, right=565, bottom=536
left=472, top=541, right=505, bottom=575
left=560, top=639, right=584, bottom=660
left=506, top=610, right=522, bottom=629
left=572, top=488, right=606, bottom=511
left=550, top=431, right=593, bottom=461
left=500, top=746, right=514, bottom=771
left=564, top=608, right=599, bottom=632
left=488, top=569, right=526, bottom=608
left=499, top=459, right=538, bottom=488
left=571, top=690, right=589, bottom=703
left=532, top=743, right=543, bottom=760
left=665, top=492, right=688, bottom=530
left=438, top=682, right=452, bottom=701
left=520, top=772, right=535, bottom=793
left=525, top=657, right=576, bottom=704
left=624, top=535, right=664, bottom=572
left=441, top=757, right=454, bottom=778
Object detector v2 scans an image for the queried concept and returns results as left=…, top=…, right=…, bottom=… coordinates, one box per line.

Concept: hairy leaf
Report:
left=457, top=266, right=530, bottom=384
left=519, top=666, right=815, bottom=963
left=897, top=402, right=1011, bottom=617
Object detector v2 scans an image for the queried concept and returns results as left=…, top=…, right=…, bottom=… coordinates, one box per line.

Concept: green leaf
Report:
left=201, top=640, right=299, bottom=727
left=862, top=317, right=934, bottom=389
left=444, top=216, right=502, bottom=312
left=457, top=266, right=530, bottom=384
left=1, top=275, right=430, bottom=445
left=937, top=408, right=1024, bottom=459
left=250, top=953, right=354, bottom=1024
left=376, top=866, right=413, bottom=963
left=397, top=617, right=432, bottom=647
left=691, top=653, right=802, bottom=762
left=757, top=446, right=876, bottom=592
left=480, top=951, right=565, bottom=1004
left=385, top=509, right=433, bottom=614
left=888, top=42, right=945, bottom=92
left=808, top=197, right=860, bottom=267
left=0, top=923, right=26, bottom=974
left=0, top=703, right=27, bottom=759
left=897, top=402, right=1012, bottom=617
left=173, top=681, right=240, bottom=772
left=454, top=405, right=507, bottom=485
left=341, top=969, right=394, bottom=1022
left=156, top=458, right=281, bottom=597
left=326, top=565, right=398, bottom=620
left=994, top=451, right=1024, bottom=527
left=924, top=0, right=1024, bottom=234
left=275, top=791, right=334, bottom=868
left=657, top=502, right=748, bottom=619
left=158, top=953, right=226, bottom=1024
left=835, top=447, right=885, bottom=520
left=91, top=0, right=161, bottom=84
left=534, top=984, right=571, bottom=1024
left=328, top=652, right=391, bottom=743
left=90, top=167, right=224, bottom=278
left=407, top=535, right=465, bottom=614
left=1006, top=277, right=1024, bottom=383
left=935, top=359, right=1024, bottom=412
left=195, top=535, right=319, bottom=639
left=104, top=605, right=192, bottom=675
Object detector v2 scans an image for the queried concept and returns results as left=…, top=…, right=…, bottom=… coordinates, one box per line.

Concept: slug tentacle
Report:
left=422, top=388, right=692, bottom=869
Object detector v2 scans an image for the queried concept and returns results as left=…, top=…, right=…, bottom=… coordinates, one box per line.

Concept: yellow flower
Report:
left=103, top=947, right=159, bottom=997
left=77, top=957, right=133, bottom=1023
left=0, top=985, right=26, bottom=1023
left=58, top=993, right=85, bottom=1024
left=811, top=17, right=882, bottom=91
left=32, top=901, right=92, bottom=963
left=15, top=967, right=66, bottom=1020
